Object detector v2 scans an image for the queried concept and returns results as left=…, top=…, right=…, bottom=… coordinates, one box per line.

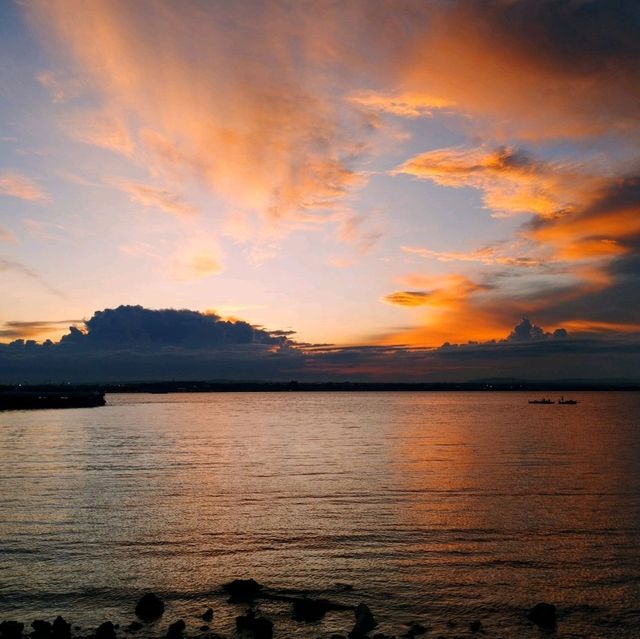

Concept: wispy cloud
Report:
left=67, top=111, right=134, bottom=155
left=383, top=291, right=431, bottom=307
left=349, top=91, right=452, bottom=118
left=0, top=257, right=64, bottom=297
left=23, top=218, right=68, bottom=241
left=0, top=171, right=47, bottom=201
left=402, top=244, right=542, bottom=267
left=36, top=71, right=66, bottom=103
left=0, top=319, right=80, bottom=339
left=0, top=227, right=16, bottom=243
left=172, top=243, right=223, bottom=280
left=112, top=180, right=196, bottom=217
left=30, top=1, right=371, bottom=235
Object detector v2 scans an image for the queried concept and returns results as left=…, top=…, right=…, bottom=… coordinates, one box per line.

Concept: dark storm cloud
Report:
left=506, top=318, right=568, bottom=342
left=536, top=255, right=640, bottom=327
left=0, top=306, right=301, bottom=382
left=56, top=305, right=287, bottom=349
left=485, top=0, right=640, bottom=65
left=266, top=329, right=297, bottom=337
left=454, top=0, right=640, bottom=116
left=1, top=307, right=638, bottom=382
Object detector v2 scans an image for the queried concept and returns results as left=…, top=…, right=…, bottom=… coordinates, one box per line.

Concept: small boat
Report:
left=529, top=398, right=554, bottom=404
left=558, top=396, right=578, bottom=404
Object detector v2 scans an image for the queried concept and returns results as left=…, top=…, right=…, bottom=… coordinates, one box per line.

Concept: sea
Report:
left=1, top=392, right=639, bottom=638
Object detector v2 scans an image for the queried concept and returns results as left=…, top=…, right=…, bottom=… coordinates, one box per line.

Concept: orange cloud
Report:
left=393, top=145, right=604, bottom=218
left=381, top=274, right=509, bottom=345
left=394, top=157, right=640, bottom=344
left=0, top=171, right=47, bottom=201
left=528, top=206, right=640, bottom=253
left=554, top=239, right=626, bottom=262
left=523, top=178, right=640, bottom=269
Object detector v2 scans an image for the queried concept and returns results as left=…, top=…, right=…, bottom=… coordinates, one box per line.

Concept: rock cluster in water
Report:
left=222, top=580, right=262, bottom=603
left=0, top=581, right=561, bottom=638
left=135, top=594, right=165, bottom=622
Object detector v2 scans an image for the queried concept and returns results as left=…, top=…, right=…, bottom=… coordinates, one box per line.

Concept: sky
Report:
left=1, top=0, right=639, bottom=382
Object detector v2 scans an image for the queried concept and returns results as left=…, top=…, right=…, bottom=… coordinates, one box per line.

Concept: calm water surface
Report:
left=1, top=392, right=640, bottom=638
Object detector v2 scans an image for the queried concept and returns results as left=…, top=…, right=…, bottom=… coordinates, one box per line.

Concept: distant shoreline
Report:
left=2, top=380, right=639, bottom=393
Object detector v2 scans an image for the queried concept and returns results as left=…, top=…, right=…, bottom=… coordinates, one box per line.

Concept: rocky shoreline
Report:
left=0, top=579, right=558, bottom=639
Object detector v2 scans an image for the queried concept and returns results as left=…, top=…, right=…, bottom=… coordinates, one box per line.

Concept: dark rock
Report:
left=135, top=593, right=165, bottom=622
left=166, top=620, right=185, bottom=639
left=235, top=609, right=273, bottom=639
left=1, top=621, right=24, bottom=639
left=95, top=622, right=116, bottom=639
left=199, top=626, right=209, bottom=632
left=292, top=598, right=331, bottom=622
left=223, top=579, right=263, bottom=602
left=445, top=620, right=457, bottom=628
left=52, top=618, right=71, bottom=639
left=201, top=609, right=213, bottom=623
left=469, top=620, right=483, bottom=633
left=349, top=603, right=377, bottom=637
left=403, top=622, right=427, bottom=637
left=31, top=621, right=52, bottom=638
left=528, top=603, right=557, bottom=629
left=125, top=623, right=142, bottom=634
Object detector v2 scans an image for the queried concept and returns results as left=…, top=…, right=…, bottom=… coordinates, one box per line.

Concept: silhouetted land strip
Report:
left=0, top=390, right=105, bottom=411
left=1, top=380, right=638, bottom=395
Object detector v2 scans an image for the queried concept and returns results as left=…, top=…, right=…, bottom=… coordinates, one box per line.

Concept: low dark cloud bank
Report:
left=0, top=306, right=303, bottom=383
left=0, top=306, right=638, bottom=383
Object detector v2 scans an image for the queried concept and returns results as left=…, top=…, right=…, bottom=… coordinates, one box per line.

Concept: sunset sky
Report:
left=1, top=0, right=639, bottom=381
